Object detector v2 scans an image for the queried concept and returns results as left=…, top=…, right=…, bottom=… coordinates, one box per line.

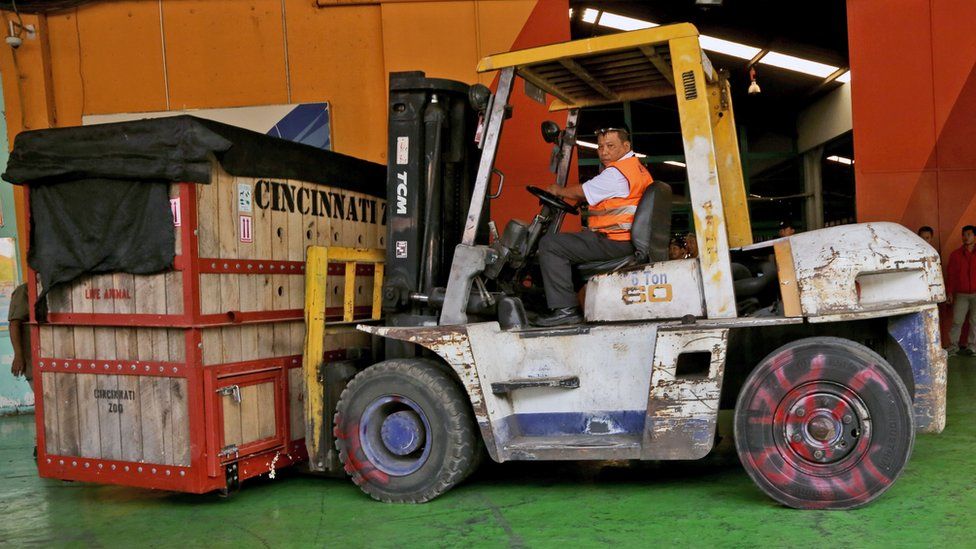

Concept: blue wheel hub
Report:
left=381, top=411, right=425, bottom=455
left=360, top=395, right=432, bottom=476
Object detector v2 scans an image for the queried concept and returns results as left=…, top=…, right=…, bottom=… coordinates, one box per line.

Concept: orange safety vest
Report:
left=587, top=155, right=653, bottom=241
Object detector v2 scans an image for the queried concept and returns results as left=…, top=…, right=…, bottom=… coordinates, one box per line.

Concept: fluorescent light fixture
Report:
left=597, top=12, right=657, bottom=31
left=664, top=160, right=687, bottom=167
left=699, top=35, right=761, bottom=60
left=577, top=140, right=598, bottom=149
left=635, top=152, right=647, bottom=158
left=579, top=12, right=843, bottom=82
left=569, top=8, right=574, bottom=18
left=827, top=155, right=853, bottom=165
left=760, top=51, right=839, bottom=78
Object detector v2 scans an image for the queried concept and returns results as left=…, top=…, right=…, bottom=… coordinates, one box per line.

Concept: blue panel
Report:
left=507, top=410, right=647, bottom=436
left=267, top=103, right=331, bottom=150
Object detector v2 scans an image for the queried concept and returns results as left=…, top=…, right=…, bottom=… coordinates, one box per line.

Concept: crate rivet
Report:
left=159, top=366, right=164, bottom=372
left=39, top=361, right=44, bottom=367
left=152, top=468, right=157, bottom=474
left=172, top=367, right=178, bottom=373
left=46, top=458, right=52, bottom=464
left=197, top=343, right=203, bottom=348
left=117, top=364, right=122, bottom=371
left=59, top=460, right=64, bottom=465
left=84, top=462, right=90, bottom=468
left=104, top=363, right=110, bottom=370
left=247, top=264, right=252, bottom=270
left=145, top=365, right=151, bottom=372
left=90, top=363, right=95, bottom=369
left=98, top=463, right=103, bottom=469
left=137, top=467, right=143, bottom=473
left=180, top=470, right=185, bottom=477
left=76, top=362, right=81, bottom=367
left=235, top=264, right=240, bottom=269
left=72, top=461, right=77, bottom=467
left=131, top=365, right=136, bottom=371
left=223, top=263, right=229, bottom=269
left=211, top=263, right=216, bottom=269
left=166, top=470, right=171, bottom=476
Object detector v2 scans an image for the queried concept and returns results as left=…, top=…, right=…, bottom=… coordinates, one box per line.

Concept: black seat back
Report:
left=630, top=181, right=672, bottom=262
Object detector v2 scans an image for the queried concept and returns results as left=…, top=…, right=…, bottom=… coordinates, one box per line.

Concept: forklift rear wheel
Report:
left=334, top=358, right=477, bottom=502
left=734, top=336, right=914, bottom=510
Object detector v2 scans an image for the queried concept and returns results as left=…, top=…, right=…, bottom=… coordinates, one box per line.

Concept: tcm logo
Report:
left=396, top=171, right=408, bottom=215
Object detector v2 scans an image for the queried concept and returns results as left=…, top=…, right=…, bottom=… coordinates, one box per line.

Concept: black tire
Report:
left=334, top=358, right=477, bottom=502
left=734, top=336, right=914, bottom=510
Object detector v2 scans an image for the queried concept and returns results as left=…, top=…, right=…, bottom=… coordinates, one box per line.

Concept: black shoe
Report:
left=533, top=306, right=583, bottom=327
left=962, top=347, right=975, bottom=356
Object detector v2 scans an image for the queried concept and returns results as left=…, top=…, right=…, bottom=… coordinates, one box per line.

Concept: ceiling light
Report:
left=695, top=0, right=723, bottom=6
left=759, top=51, right=839, bottom=78
left=699, top=35, right=761, bottom=60
left=664, top=160, right=686, bottom=167
left=827, top=155, right=853, bottom=165
left=581, top=8, right=599, bottom=24
left=597, top=12, right=657, bottom=31
left=835, top=71, right=851, bottom=84
left=577, top=140, right=598, bottom=149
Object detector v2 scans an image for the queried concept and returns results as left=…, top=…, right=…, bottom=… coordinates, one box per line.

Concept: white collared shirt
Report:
left=581, top=151, right=636, bottom=206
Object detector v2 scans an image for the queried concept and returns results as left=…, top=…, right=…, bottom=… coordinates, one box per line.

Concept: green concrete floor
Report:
left=2, top=359, right=975, bottom=548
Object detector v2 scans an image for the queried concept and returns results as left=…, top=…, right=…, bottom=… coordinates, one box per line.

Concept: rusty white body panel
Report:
left=769, top=222, right=944, bottom=318
left=643, top=328, right=728, bottom=460
left=464, top=322, right=658, bottom=442
left=584, top=259, right=704, bottom=322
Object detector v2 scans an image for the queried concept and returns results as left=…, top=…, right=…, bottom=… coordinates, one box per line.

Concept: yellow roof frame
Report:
left=477, top=23, right=706, bottom=111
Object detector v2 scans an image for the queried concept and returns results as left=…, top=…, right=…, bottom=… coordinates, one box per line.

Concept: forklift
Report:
left=302, top=24, right=947, bottom=509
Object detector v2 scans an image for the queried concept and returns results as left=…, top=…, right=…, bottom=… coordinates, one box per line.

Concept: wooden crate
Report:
left=28, top=160, right=384, bottom=494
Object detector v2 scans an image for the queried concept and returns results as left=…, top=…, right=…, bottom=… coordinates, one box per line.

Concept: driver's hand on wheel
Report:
left=546, top=184, right=562, bottom=197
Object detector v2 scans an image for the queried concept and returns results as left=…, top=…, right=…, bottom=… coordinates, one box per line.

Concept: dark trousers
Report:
left=538, top=231, right=634, bottom=309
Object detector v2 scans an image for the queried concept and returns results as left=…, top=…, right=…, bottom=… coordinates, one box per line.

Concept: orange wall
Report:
left=849, top=0, right=976, bottom=259
left=0, top=0, right=572, bottom=259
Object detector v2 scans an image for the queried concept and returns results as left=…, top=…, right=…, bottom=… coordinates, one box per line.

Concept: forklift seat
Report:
left=577, top=181, right=673, bottom=280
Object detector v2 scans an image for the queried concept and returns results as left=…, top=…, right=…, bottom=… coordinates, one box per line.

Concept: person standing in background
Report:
left=918, top=226, right=935, bottom=246
left=8, top=283, right=31, bottom=390
left=946, top=225, right=976, bottom=356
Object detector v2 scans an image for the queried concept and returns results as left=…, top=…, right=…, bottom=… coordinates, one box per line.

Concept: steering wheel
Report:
left=526, top=186, right=579, bottom=215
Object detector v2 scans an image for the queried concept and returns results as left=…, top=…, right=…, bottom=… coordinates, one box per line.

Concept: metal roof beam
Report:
left=558, top=58, right=619, bottom=101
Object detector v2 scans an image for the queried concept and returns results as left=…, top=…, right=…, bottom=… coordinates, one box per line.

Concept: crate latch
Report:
left=217, top=385, right=242, bottom=403
left=218, top=444, right=239, bottom=459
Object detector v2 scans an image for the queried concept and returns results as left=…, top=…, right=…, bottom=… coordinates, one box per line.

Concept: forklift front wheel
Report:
left=334, top=358, right=477, bottom=503
left=734, top=336, right=914, bottom=510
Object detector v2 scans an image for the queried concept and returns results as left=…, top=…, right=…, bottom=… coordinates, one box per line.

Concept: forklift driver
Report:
left=535, top=127, right=653, bottom=327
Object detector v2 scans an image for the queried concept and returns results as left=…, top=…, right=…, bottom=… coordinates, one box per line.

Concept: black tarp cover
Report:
left=2, top=115, right=386, bottom=318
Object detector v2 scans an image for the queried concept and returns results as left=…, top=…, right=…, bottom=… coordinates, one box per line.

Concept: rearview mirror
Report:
left=541, top=121, right=561, bottom=144
left=468, top=84, right=491, bottom=112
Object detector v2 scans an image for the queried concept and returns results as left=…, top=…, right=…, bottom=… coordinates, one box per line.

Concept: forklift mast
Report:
left=382, top=72, right=482, bottom=339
